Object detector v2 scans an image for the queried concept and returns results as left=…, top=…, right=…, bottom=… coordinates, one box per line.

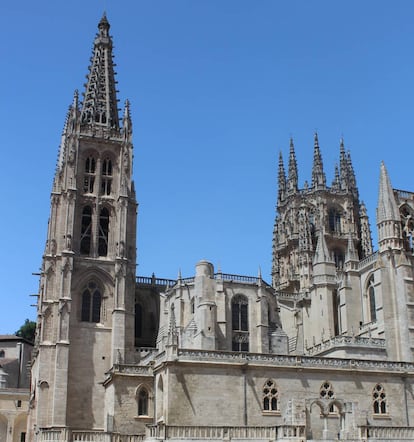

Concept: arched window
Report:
left=263, top=379, right=279, bottom=411
left=333, top=249, right=345, bottom=270
left=373, top=384, right=387, bottom=414
left=83, top=156, right=96, bottom=193
left=135, top=303, right=142, bottom=339
left=101, top=157, right=113, bottom=196
left=81, top=282, right=101, bottom=323
left=367, top=275, right=377, bottom=322
left=320, top=381, right=337, bottom=413
left=231, top=294, right=249, bottom=351
left=0, top=350, right=4, bottom=358
left=138, top=388, right=149, bottom=416
left=328, top=208, right=341, bottom=234
left=80, top=206, right=92, bottom=255
left=98, top=208, right=110, bottom=256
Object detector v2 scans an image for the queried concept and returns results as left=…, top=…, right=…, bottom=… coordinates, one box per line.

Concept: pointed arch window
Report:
left=263, top=380, right=279, bottom=412
left=137, top=387, right=149, bottom=416
left=81, top=282, right=102, bottom=323
left=328, top=208, right=341, bottom=234
left=367, top=275, right=377, bottom=322
left=373, top=384, right=387, bottom=414
left=98, top=207, right=110, bottom=256
left=83, top=156, right=96, bottom=193
left=101, top=157, right=113, bottom=196
left=232, top=294, right=249, bottom=351
left=80, top=206, right=92, bottom=255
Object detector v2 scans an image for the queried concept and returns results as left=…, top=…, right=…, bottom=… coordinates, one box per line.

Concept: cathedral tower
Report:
left=29, top=14, right=137, bottom=434
left=272, top=135, right=373, bottom=351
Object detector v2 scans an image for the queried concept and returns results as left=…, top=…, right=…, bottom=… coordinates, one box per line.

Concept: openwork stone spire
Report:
left=311, top=132, right=326, bottom=189
left=81, top=13, right=120, bottom=129
left=287, top=138, right=298, bottom=194
left=277, top=151, right=286, bottom=202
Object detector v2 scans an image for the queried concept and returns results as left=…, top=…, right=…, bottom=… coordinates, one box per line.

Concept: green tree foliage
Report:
left=15, top=319, right=36, bottom=343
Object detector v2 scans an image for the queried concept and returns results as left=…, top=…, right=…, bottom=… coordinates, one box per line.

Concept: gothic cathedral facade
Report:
left=28, top=15, right=414, bottom=442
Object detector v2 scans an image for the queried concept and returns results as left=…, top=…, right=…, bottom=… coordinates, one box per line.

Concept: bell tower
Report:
left=29, top=14, right=137, bottom=435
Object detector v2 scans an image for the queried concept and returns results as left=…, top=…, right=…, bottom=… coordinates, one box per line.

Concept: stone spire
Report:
left=339, top=138, right=348, bottom=191
left=311, top=132, right=326, bottom=189
left=377, top=162, right=400, bottom=224
left=346, top=150, right=358, bottom=197
left=277, top=151, right=286, bottom=202
left=313, top=229, right=332, bottom=265
left=377, top=162, right=402, bottom=251
left=331, top=164, right=340, bottom=191
left=287, top=138, right=298, bottom=194
left=80, top=13, right=120, bottom=129
left=360, top=201, right=373, bottom=257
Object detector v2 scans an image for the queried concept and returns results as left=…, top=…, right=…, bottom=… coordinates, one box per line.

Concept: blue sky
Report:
left=1, top=1, right=414, bottom=333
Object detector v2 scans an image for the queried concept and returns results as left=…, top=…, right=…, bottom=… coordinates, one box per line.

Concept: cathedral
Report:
left=27, top=14, right=414, bottom=442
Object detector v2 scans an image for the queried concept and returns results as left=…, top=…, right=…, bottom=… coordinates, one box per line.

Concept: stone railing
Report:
left=277, top=291, right=310, bottom=302
left=359, top=425, right=414, bottom=440
left=37, top=430, right=145, bottom=442
left=358, top=251, right=379, bottom=270
left=174, top=348, right=414, bottom=373
left=305, top=335, right=386, bottom=356
left=141, top=272, right=273, bottom=289
left=136, top=276, right=177, bottom=287
left=146, top=424, right=305, bottom=440
left=111, top=364, right=153, bottom=376
left=395, top=189, right=414, bottom=201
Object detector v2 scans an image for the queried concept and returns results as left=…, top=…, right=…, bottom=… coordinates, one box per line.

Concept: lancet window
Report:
left=101, top=157, right=112, bottom=195
left=80, top=206, right=92, bottom=255
left=328, top=208, right=341, bottom=234
left=98, top=208, right=110, bottom=256
left=81, top=282, right=102, bottom=323
left=83, top=156, right=96, bottom=193
left=231, top=294, right=249, bottom=351
left=137, top=388, right=149, bottom=416
left=367, top=275, right=377, bottom=322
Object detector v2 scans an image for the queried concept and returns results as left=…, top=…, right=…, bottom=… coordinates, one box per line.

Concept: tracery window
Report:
left=81, top=282, right=102, bottom=323
left=328, top=208, right=341, bottom=234
left=101, top=158, right=112, bottom=196
left=367, top=275, right=377, bottom=322
left=320, top=381, right=337, bottom=413
left=98, top=208, right=110, bottom=256
left=373, top=384, right=387, bottom=414
left=232, top=294, right=249, bottom=351
left=137, top=388, right=149, bottom=416
left=263, top=379, right=279, bottom=412
left=83, top=156, right=96, bottom=193
left=333, top=249, right=344, bottom=270
left=80, top=206, right=92, bottom=255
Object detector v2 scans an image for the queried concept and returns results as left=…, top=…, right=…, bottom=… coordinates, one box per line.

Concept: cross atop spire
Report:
left=81, top=13, right=120, bottom=129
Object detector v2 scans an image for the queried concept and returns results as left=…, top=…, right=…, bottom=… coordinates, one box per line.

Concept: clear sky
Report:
left=1, top=1, right=414, bottom=334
